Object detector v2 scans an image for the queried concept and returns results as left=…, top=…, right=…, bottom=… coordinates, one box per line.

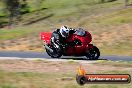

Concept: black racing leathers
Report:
left=51, top=29, right=75, bottom=52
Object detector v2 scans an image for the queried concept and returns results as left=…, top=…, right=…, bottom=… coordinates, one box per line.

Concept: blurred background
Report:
left=0, top=1, right=132, bottom=88
left=0, top=0, right=132, bottom=56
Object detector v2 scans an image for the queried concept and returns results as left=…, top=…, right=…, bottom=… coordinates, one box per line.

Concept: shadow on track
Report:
left=60, top=57, right=108, bottom=61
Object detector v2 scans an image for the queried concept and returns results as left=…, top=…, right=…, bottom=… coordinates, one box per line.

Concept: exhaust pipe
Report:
left=44, top=44, right=54, bottom=53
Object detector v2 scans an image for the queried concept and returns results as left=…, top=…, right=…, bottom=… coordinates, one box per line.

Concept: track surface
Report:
left=0, top=51, right=132, bottom=61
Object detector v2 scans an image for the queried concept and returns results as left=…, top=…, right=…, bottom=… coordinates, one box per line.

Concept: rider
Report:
left=51, top=26, right=75, bottom=52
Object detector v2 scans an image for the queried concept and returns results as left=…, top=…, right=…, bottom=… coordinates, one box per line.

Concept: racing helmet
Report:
left=60, top=26, right=70, bottom=38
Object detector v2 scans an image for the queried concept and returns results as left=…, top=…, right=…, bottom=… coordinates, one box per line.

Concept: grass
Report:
left=97, top=8, right=132, bottom=26
left=0, top=59, right=132, bottom=88
left=0, top=27, right=40, bottom=41
left=0, top=70, right=76, bottom=88
left=0, top=2, right=6, bottom=17
left=0, top=67, right=131, bottom=88
left=0, top=21, right=51, bottom=42
left=94, top=60, right=132, bottom=67
left=78, top=7, right=132, bottom=27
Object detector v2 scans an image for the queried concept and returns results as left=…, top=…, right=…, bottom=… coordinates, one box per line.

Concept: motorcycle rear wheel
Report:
left=45, top=44, right=62, bottom=58
left=85, top=46, right=100, bottom=60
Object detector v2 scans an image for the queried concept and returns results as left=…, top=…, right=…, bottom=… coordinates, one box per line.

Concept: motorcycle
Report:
left=40, top=29, right=100, bottom=60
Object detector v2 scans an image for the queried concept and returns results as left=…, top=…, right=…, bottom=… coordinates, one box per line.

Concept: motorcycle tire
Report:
left=85, top=46, right=100, bottom=60
left=45, top=44, right=62, bottom=58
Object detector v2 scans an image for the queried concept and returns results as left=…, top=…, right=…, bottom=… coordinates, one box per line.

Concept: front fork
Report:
left=44, top=44, right=53, bottom=53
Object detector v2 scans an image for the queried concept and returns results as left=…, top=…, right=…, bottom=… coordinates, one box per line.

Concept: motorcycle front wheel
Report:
left=85, top=46, right=100, bottom=60
left=45, top=44, right=62, bottom=58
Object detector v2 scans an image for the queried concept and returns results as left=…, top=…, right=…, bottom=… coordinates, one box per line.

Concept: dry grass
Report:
left=94, top=60, right=132, bottom=67
left=0, top=59, right=132, bottom=88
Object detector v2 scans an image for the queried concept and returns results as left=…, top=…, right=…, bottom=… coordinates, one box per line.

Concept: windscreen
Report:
left=75, top=29, right=86, bottom=36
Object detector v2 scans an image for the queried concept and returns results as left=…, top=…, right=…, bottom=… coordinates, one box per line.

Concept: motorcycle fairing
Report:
left=63, top=32, right=92, bottom=56
left=40, top=32, right=52, bottom=44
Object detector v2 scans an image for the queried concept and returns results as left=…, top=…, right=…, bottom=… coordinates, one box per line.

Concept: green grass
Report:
left=0, top=69, right=131, bottom=88
left=0, top=59, right=132, bottom=88
left=78, top=7, right=132, bottom=27
left=98, top=8, right=132, bottom=26
left=0, top=27, right=40, bottom=41
left=95, top=60, right=132, bottom=67
left=0, top=70, right=75, bottom=88
left=0, top=2, right=5, bottom=16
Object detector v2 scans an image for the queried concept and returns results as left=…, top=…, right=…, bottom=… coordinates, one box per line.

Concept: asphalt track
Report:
left=0, top=51, right=132, bottom=61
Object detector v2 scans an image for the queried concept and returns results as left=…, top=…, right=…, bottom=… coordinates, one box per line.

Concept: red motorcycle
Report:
left=40, top=29, right=100, bottom=60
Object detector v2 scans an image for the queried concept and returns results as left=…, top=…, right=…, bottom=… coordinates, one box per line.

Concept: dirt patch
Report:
left=0, top=36, right=44, bottom=51
left=93, top=23, right=132, bottom=47
left=0, top=59, right=131, bottom=74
